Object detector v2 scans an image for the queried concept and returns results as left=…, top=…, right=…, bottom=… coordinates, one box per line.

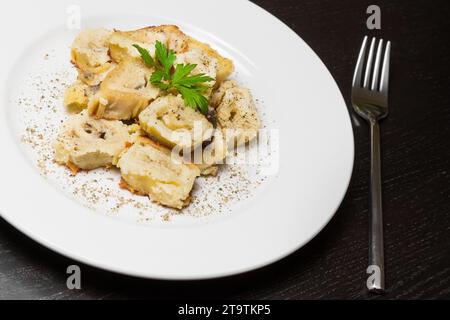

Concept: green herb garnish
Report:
left=133, top=42, right=214, bottom=114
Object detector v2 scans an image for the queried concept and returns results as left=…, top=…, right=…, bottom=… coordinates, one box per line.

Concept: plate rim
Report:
left=0, top=0, right=355, bottom=280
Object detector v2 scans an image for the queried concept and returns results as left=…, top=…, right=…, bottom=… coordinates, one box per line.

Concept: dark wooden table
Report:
left=1, top=0, right=449, bottom=300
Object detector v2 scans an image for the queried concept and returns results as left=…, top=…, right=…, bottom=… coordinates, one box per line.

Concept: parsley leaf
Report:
left=172, top=64, right=213, bottom=87
left=176, top=85, right=210, bottom=115
left=132, top=44, right=155, bottom=68
left=155, top=41, right=176, bottom=76
left=150, top=70, right=171, bottom=90
left=171, top=64, right=197, bottom=83
left=133, top=42, right=214, bottom=114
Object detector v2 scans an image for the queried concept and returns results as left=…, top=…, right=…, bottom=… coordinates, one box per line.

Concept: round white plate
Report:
left=0, top=0, right=354, bottom=280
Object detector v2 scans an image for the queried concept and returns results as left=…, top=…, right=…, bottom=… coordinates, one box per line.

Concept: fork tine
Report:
left=371, top=39, right=384, bottom=91
left=380, top=41, right=391, bottom=95
left=352, top=36, right=368, bottom=88
left=363, top=37, right=376, bottom=88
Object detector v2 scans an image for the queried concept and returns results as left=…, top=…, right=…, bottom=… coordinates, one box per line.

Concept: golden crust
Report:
left=116, top=137, right=200, bottom=209
left=185, top=37, right=234, bottom=85
left=109, top=25, right=233, bottom=86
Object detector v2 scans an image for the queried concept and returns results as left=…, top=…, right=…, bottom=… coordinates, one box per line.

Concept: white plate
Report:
left=0, top=0, right=354, bottom=280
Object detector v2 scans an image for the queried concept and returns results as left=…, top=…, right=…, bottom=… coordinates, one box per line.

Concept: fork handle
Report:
left=368, top=120, right=385, bottom=293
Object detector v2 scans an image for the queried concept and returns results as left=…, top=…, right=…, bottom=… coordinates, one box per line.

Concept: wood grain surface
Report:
left=1, top=0, right=449, bottom=299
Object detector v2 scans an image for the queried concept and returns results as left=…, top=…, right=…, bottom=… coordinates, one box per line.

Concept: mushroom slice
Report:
left=139, top=95, right=213, bottom=150
left=213, top=81, right=261, bottom=146
left=88, top=58, right=160, bottom=120
left=54, top=111, right=136, bottom=171
left=116, top=137, right=200, bottom=209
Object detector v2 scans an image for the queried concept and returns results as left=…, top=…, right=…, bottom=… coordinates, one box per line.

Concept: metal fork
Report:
left=351, top=36, right=391, bottom=293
